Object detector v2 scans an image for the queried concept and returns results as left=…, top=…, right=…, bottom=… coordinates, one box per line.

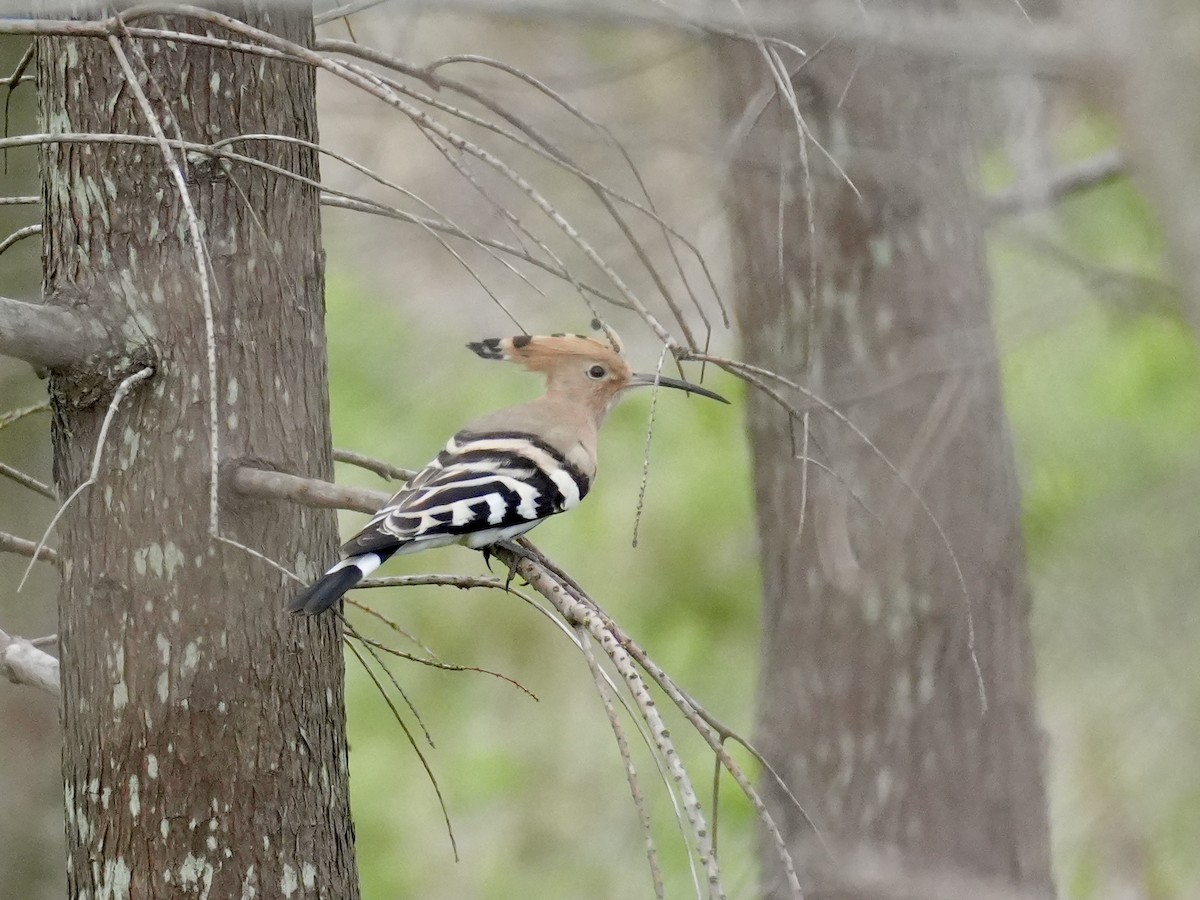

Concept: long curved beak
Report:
left=627, top=372, right=730, bottom=404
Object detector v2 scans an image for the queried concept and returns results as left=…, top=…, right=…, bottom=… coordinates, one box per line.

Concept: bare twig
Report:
left=341, top=632, right=460, bottom=861
left=0, top=195, right=38, bottom=205
left=0, top=222, right=39, bottom=255
left=107, top=33, right=220, bottom=537
left=504, top=548, right=728, bottom=897
left=512, top=542, right=812, bottom=895
left=333, top=448, right=415, bottom=482
left=320, top=194, right=627, bottom=310
left=576, top=624, right=665, bottom=900
left=18, top=367, right=154, bottom=592
left=313, top=0, right=395, bottom=26
left=0, top=461, right=55, bottom=500
left=356, top=0, right=1090, bottom=75
left=0, top=295, right=108, bottom=369
left=686, top=351, right=987, bottom=713
left=631, top=344, right=669, bottom=548
left=0, top=626, right=59, bottom=695
left=0, top=531, right=58, bottom=564
left=0, top=402, right=49, bottom=430
left=358, top=573, right=507, bottom=591
left=229, top=466, right=387, bottom=514
left=988, top=148, right=1126, bottom=217
left=347, top=627, right=539, bottom=702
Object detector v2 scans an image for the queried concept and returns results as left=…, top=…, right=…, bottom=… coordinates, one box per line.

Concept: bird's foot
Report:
left=486, top=540, right=535, bottom=591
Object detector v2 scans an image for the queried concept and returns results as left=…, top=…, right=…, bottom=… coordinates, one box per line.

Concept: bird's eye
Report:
left=587, top=364, right=607, bottom=380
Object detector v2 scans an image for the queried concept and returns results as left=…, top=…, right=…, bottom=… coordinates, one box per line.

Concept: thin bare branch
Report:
left=0, top=401, right=49, bottom=430
left=0, top=295, right=108, bottom=369
left=0, top=626, right=59, bottom=695
left=359, top=0, right=1090, bottom=75
left=687, top=351, right=987, bottom=712
left=576, top=624, right=665, bottom=900
left=333, top=47, right=713, bottom=341
left=229, top=466, right=387, bottom=515
left=313, top=0, right=394, bottom=26
left=143, top=7, right=682, bottom=344
left=18, top=366, right=154, bottom=592
left=0, top=222, right=39, bottom=256
left=631, top=344, right=669, bottom=548
left=358, top=573, right=507, bottom=591
left=505, top=548, right=726, bottom=896
left=333, top=448, right=415, bottom=482
left=321, top=193, right=625, bottom=308
left=988, top=148, right=1126, bottom=218
left=0, top=461, right=55, bottom=500
left=512, top=541, right=810, bottom=896
left=108, top=32, right=220, bottom=540
left=0, top=531, right=59, bottom=564
left=0, top=195, right=38, bottom=205
left=347, top=627, right=539, bottom=702
left=341, top=632, right=460, bottom=861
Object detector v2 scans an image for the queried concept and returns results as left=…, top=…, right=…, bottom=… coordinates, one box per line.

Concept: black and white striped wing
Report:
left=340, top=431, right=591, bottom=557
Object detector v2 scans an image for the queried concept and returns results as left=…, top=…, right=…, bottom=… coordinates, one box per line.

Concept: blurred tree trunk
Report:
left=719, top=11, right=1054, bottom=899
left=38, top=8, right=358, bottom=898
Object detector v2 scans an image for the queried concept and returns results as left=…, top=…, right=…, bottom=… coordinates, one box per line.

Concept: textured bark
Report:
left=39, top=8, right=358, bottom=898
left=719, top=10, right=1054, bottom=899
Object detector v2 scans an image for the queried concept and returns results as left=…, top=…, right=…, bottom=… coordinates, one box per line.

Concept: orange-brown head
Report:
left=467, top=325, right=727, bottom=428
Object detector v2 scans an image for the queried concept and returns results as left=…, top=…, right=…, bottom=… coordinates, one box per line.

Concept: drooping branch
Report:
left=988, top=149, right=1126, bottom=218
left=0, top=627, right=59, bottom=695
left=0, top=295, right=108, bottom=369
left=224, top=463, right=804, bottom=894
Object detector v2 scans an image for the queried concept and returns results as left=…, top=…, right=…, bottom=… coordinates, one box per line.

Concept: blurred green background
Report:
left=323, top=142, right=1199, bottom=895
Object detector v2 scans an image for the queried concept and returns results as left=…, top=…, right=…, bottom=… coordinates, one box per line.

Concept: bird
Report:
left=289, top=323, right=728, bottom=614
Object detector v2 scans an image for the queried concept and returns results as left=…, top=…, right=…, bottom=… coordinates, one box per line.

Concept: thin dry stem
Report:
left=333, top=448, right=416, bottom=482
left=107, top=34, right=220, bottom=538
left=0, top=222, right=39, bottom=256
left=576, top=624, right=666, bottom=900
left=18, top=366, right=153, bottom=592
left=341, top=631, right=460, bottom=862
left=687, top=351, right=987, bottom=713
left=0, top=461, right=55, bottom=500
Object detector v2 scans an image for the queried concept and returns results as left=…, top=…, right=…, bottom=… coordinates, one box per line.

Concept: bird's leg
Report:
left=486, top=539, right=536, bottom=592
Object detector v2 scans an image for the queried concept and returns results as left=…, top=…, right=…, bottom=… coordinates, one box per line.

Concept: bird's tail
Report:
left=288, top=550, right=395, bottom=615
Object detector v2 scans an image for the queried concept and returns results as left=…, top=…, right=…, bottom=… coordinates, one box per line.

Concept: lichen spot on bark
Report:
left=280, top=863, right=299, bottom=897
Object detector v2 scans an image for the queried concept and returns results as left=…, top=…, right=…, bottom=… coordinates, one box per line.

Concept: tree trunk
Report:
left=719, top=13, right=1054, bottom=899
left=40, top=8, right=358, bottom=897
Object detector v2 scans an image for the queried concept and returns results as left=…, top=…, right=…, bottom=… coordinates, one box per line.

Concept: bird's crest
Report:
left=467, top=321, right=627, bottom=376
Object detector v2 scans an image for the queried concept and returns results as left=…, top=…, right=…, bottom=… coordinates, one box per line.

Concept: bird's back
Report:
left=340, top=396, right=597, bottom=558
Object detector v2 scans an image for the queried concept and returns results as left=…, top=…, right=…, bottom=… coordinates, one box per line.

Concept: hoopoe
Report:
left=290, top=324, right=728, bottom=614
